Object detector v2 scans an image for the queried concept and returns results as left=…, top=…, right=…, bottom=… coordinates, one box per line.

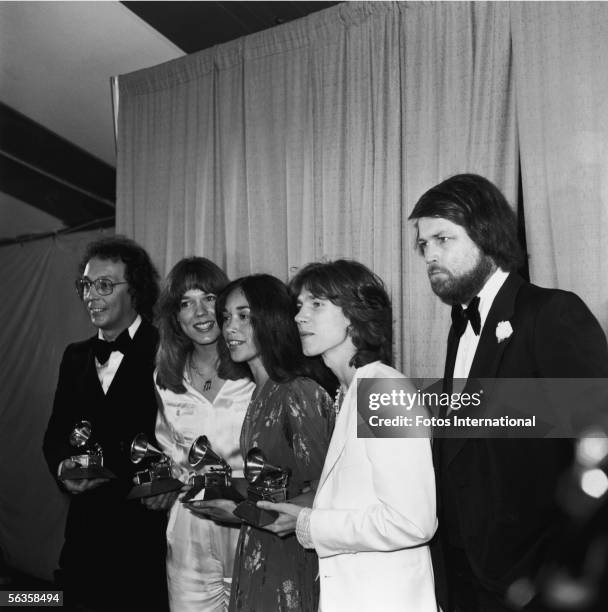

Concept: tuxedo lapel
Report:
left=105, top=343, right=134, bottom=401
left=442, top=273, right=522, bottom=468
left=83, top=338, right=105, bottom=403
left=468, top=273, right=521, bottom=380
left=106, top=321, right=153, bottom=402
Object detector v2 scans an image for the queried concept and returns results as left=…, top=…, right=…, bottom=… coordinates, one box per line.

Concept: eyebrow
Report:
left=85, top=275, right=121, bottom=281
left=418, top=231, right=447, bottom=241
left=300, top=291, right=322, bottom=298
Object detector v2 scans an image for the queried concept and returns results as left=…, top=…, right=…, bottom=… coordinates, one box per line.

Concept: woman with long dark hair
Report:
left=197, top=273, right=334, bottom=611
left=258, top=260, right=437, bottom=611
left=151, top=257, right=254, bottom=612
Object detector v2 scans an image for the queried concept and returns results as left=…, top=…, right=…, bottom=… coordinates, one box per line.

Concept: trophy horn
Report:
left=188, top=435, right=226, bottom=469
left=130, top=433, right=164, bottom=464
left=69, top=420, right=92, bottom=448
left=244, top=448, right=287, bottom=484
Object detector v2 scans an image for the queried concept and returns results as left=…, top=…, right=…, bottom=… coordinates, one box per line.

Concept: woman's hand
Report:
left=141, top=490, right=180, bottom=511
left=256, top=501, right=303, bottom=537
left=187, top=499, right=241, bottom=524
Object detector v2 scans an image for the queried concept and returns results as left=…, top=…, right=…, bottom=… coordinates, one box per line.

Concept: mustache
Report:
left=427, top=264, right=448, bottom=275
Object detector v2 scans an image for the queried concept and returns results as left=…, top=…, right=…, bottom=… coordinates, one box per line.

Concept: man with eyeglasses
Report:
left=43, top=235, right=168, bottom=611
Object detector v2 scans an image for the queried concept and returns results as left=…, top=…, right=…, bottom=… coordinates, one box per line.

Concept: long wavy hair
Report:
left=155, top=257, right=249, bottom=393
left=289, top=259, right=393, bottom=368
left=408, top=173, right=524, bottom=271
left=216, top=274, right=336, bottom=393
left=79, top=235, right=160, bottom=321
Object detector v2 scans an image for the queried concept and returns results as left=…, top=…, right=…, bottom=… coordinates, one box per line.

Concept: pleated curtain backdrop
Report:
left=511, top=2, right=608, bottom=327
left=5, top=0, right=608, bottom=585
left=0, top=230, right=113, bottom=580
left=116, top=1, right=518, bottom=377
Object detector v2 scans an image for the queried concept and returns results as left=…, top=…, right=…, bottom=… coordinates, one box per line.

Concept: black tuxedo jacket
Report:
left=43, top=319, right=168, bottom=610
left=434, top=273, right=608, bottom=610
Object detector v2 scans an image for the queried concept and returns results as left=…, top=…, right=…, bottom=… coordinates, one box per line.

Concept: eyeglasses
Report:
left=75, top=277, right=129, bottom=298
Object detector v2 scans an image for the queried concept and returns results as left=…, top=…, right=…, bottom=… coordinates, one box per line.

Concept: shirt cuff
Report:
left=295, top=507, right=315, bottom=549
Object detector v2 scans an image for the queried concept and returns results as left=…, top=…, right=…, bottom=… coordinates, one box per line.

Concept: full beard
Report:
left=429, top=255, right=495, bottom=305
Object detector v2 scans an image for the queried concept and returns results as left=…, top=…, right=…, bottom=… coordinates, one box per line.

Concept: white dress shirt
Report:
left=453, top=268, right=509, bottom=380
left=95, top=315, right=142, bottom=393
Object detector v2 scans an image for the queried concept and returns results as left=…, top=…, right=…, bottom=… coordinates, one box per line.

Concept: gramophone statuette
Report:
left=127, top=433, right=183, bottom=499
left=181, top=436, right=245, bottom=505
left=233, top=448, right=290, bottom=527
left=60, top=420, right=116, bottom=480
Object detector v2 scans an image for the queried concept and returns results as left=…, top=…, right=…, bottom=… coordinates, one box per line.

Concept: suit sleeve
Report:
left=534, top=291, right=608, bottom=377
left=43, top=345, right=78, bottom=482
left=532, top=292, right=608, bottom=435
left=309, top=437, right=436, bottom=556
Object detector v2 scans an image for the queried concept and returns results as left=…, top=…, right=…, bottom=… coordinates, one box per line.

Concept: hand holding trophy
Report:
left=60, top=420, right=116, bottom=481
left=233, top=448, right=291, bottom=527
left=127, top=433, right=183, bottom=500
left=181, top=435, right=245, bottom=507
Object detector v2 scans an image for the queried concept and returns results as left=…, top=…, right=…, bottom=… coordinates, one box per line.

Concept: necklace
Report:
left=333, top=386, right=345, bottom=415
left=189, top=355, right=216, bottom=392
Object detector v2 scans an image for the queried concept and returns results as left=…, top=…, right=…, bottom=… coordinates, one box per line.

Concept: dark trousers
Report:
left=445, top=546, right=515, bottom=612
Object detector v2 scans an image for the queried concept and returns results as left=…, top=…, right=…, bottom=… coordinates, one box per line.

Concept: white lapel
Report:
left=316, top=390, right=351, bottom=492
left=316, top=363, right=376, bottom=493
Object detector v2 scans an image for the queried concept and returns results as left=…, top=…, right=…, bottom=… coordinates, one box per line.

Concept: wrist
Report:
left=295, top=507, right=314, bottom=549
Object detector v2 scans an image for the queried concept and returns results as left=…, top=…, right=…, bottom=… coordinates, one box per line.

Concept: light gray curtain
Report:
left=6, top=0, right=608, bottom=585
left=0, top=230, right=113, bottom=580
left=116, top=1, right=518, bottom=377
left=511, top=1, right=608, bottom=332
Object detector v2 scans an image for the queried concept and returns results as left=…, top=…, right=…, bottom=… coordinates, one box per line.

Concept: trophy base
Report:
left=182, top=477, right=247, bottom=504
left=61, top=466, right=116, bottom=481
left=127, top=478, right=183, bottom=500
left=181, top=484, right=244, bottom=504
left=233, top=499, right=278, bottom=527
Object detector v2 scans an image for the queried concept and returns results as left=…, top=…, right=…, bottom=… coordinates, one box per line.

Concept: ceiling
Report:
left=0, top=0, right=340, bottom=244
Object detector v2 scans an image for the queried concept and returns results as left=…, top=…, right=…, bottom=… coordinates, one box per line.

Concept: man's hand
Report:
left=256, top=501, right=303, bottom=537
left=141, top=490, right=180, bottom=511
left=59, top=459, right=109, bottom=494
left=187, top=499, right=240, bottom=524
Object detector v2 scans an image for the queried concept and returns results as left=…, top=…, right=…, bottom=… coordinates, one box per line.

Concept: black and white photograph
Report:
left=1, top=1, right=608, bottom=611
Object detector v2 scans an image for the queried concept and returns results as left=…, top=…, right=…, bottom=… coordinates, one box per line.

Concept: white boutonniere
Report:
left=495, top=321, right=513, bottom=343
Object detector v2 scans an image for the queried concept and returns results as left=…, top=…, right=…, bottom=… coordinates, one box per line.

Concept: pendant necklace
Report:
left=189, top=355, right=215, bottom=391
left=333, top=386, right=345, bottom=416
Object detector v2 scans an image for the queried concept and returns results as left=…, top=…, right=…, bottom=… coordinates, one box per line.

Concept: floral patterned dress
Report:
left=229, top=377, right=334, bottom=612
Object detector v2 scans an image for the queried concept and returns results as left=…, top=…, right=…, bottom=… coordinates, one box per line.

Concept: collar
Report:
left=97, top=314, right=142, bottom=341
left=464, top=268, right=509, bottom=330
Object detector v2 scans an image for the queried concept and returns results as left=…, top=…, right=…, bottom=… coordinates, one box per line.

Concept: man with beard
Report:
left=408, top=174, right=608, bottom=611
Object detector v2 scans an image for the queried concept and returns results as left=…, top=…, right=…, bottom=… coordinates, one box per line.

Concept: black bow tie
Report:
left=93, top=329, right=132, bottom=365
left=451, top=296, right=481, bottom=337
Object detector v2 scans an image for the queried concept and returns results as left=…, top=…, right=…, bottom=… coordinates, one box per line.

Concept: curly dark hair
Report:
left=289, top=260, right=393, bottom=368
left=79, top=235, right=160, bottom=321
left=216, top=274, right=336, bottom=393
left=155, top=257, right=249, bottom=393
left=408, top=173, right=524, bottom=271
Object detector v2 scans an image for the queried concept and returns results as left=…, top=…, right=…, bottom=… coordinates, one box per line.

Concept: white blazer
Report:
left=310, top=361, right=437, bottom=611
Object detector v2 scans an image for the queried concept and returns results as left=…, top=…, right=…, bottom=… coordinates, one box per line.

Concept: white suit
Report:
left=309, top=361, right=437, bottom=611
